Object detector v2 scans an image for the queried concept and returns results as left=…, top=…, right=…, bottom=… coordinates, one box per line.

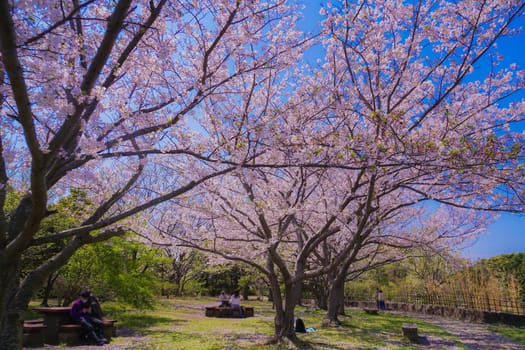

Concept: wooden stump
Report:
left=243, top=307, right=254, bottom=317
left=402, top=323, right=418, bottom=341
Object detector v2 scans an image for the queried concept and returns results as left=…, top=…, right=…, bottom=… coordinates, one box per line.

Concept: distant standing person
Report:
left=376, top=289, right=386, bottom=310
left=230, top=290, right=243, bottom=315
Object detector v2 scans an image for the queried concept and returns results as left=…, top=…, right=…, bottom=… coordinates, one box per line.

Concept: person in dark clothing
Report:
left=71, top=290, right=108, bottom=345
left=295, top=318, right=306, bottom=333
left=376, top=289, right=386, bottom=310
left=88, top=292, right=104, bottom=319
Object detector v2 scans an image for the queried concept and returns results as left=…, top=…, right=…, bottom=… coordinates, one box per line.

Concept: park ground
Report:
left=24, top=297, right=525, bottom=350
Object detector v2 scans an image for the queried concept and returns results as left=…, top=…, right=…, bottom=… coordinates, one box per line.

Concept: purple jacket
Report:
left=70, top=299, right=90, bottom=321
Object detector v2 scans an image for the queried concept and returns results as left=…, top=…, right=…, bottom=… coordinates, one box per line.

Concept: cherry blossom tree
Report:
left=320, top=206, right=490, bottom=324
left=165, top=0, right=525, bottom=342
left=0, top=0, right=305, bottom=348
left=2, top=0, right=525, bottom=348
left=173, top=166, right=343, bottom=341
left=172, top=163, right=490, bottom=339
left=161, top=246, right=206, bottom=297
left=310, top=0, right=525, bottom=322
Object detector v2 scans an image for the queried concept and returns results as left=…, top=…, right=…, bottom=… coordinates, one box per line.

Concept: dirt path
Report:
left=391, top=311, right=524, bottom=350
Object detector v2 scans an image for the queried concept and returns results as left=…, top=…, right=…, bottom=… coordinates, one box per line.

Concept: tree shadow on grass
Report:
left=411, top=336, right=430, bottom=345
left=164, top=331, right=201, bottom=343
left=310, top=318, right=394, bottom=349
left=119, top=314, right=186, bottom=331
left=337, top=320, right=358, bottom=329
left=295, top=339, right=351, bottom=350
left=293, top=331, right=360, bottom=350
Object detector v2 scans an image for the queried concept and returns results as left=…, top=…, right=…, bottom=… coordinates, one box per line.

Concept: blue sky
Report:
left=465, top=213, right=525, bottom=260
left=465, top=12, right=525, bottom=260
left=297, top=1, right=525, bottom=260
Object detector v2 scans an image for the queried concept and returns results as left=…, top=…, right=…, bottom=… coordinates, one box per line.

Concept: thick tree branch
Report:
left=30, top=167, right=234, bottom=246
left=48, top=0, right=133, bottom=155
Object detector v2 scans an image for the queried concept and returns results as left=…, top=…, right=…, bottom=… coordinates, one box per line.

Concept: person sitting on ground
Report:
left=71, top=290, right=108, bottom=346
left=219, top=291, right=230, bottom=307
left=229, top=290, right=243, bottom=315
left=295, top=318, right=306, bottom=333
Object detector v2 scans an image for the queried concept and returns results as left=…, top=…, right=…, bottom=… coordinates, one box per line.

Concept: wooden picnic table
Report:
left=33, top=306, right=72, bottom=345
left=32, top=305, right=118, bottom=346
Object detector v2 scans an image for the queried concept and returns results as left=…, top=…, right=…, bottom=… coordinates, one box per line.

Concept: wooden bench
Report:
left=402, top=323, right=418, bottom=341
left=363, top=308, right=379, bottom=315
left=23, top=322, right=46, bottom=348
left=58, top=319, right=116, bottom=346
left=205, top=306, right=254, bottom=318
left=24, top=319, right=44, bottom=324
left=58, top=324, right=83, bottom=345
left=102, top=319, right=117, bottom=339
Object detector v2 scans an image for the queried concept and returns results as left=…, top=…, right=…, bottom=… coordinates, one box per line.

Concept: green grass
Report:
left=102, top=298, right=276, bottom=349
left=25, top=297, right=525, bottom=349
left=293, top=308, right=462, bottom=350
left=488, top=324, right=525, bottom=344
left=99, top=297, right=465, bottom=349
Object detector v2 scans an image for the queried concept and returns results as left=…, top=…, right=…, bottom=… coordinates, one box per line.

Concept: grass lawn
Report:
left=488, top=324, right=525, bottom=344
left=101, top=297, right=465, bottom=349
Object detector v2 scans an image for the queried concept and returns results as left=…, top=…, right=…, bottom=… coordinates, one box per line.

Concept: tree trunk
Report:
left=1, top=235, right=93, bottom=349
left=41, top=275, right=52, bottom=306
left=325, top=277, right=345, bottom=325
left=0, top=305, right=22, bottom=350
left=311, top=276, right=329, bottom=310
left=316, top=290, right=328, bottom=310
left=266, top=267, right=302, bottom=344
left=242, top=284, right=249, bottom=301
left=275, top=303, right=297, bottom=341
left=270, top=281, right=301, bottom=343
left=40, top=272, right=59, bottom=306
left=0, top=260, right=23, bottom=350
left=268, top=288, right=274, bottom=303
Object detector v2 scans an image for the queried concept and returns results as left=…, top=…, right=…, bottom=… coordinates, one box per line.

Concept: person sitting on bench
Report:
left=229, top=290, right=243, bottom=316
left=219, top=291, right=230, bottom=307
left=88, top=291, right=104, bottom=319
left=71, top=290, right=108, bottom=346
